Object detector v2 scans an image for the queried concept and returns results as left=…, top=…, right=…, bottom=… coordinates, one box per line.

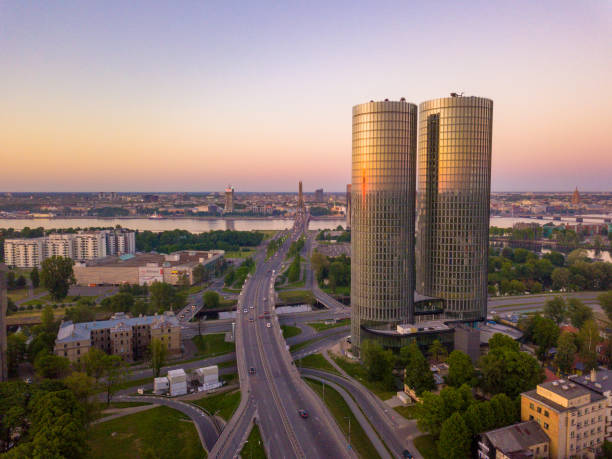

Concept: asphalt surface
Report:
left=224, top=213, right=351, bottom=459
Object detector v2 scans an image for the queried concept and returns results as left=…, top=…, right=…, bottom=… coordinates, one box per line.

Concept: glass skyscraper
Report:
left=416, top=95, right=493, bottom=321
left=351, top=99, right=417, bottom=347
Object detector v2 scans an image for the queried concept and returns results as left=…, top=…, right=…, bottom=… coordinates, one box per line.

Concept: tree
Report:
left=555, top=331, right=577, bottom=374
left=567, top=298, right=593, bottom=328
left=599, top=291, right=612, bottom=322
left=488, top=333, right=519, bottom=352
left=447, top=350, right=475, bottom=387
left=40, top=256, right=75, bottom=300
left=33, top=352, right=70, bottom=379
left=361, top=340, right=394, bottom=388
left=527, top=315, right=560, bottom=360
left=544, top=251, right=565, bottom=267
left=543, top=296, right=566, bottom=325
left=102, top=291, right=134, bottom=313
left=478, top=347, right=543, bottom=397
left=567, top=249, right=589, bottom=266
left=6, top=271, right=15, bottom=289
left=80, top=347, right=108, bottom=383
left=64, top=303, right=95, bottom=323
left=404, top=342, right=435, bottom=396
left=6, top=332, right=27, bottom=376
left=100, top=354, right=127, bottom=405
left=438, top=412, right=471, bottom=459
left=192, top=264, right=209, bottom=284
left=150, top=338, right=168, bottom=377
left=30, top=266, right=40, bottom=288
left=41, top=304, right=56, bottom=333
left=64, top=371, right=98, bottom=422
left=149, top=281, right=186, bottom=312
left=415, top=384, right=474, bottom=438
left=15, top=275, right=26, bottom=288
left=428, top=339, right=448, bottom=363
left=551, top=267, right=572, bottom=290
left=203, top=290, right=221, bottom=308
left=577, top=319, right=600, bottom=371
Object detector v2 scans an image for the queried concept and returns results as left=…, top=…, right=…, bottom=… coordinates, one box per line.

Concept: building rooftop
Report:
left=523, top=380, right=606, bottom=413
left=56, top=311, right=179, bottom=343
left=570, top=369, right=612, bottom=394
left=483, top=421, right=548, bottom=455
left=74, top=249, right=224, bottom=269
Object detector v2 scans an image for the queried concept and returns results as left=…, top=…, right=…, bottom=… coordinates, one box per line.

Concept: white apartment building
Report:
left=74, top=232, right=107, bottom=260
left=104, top=230, right=136, bottom=256
left=3, top=238, right=45, bottom=268
left=45, top=234, right=75, bottom=259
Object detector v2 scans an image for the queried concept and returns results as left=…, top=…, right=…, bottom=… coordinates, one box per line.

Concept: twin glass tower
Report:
left=350, top=95, right=494, bottom=348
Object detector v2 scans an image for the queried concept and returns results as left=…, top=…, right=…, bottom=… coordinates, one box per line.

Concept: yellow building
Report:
left=521, top=380, right=606, bottom=458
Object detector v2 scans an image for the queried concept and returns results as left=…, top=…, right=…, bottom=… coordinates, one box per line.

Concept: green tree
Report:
left=567, top=248, right=589, bottom=266
left=361, top=340, right=394, bottom=388
left=551, top=267, right=572, bottom=290
left=478, top=347, right=543, bottom=397
left=40, top=256, right=75, bottom=300
left=404, top=342, right=435, bottom=395
left=203, top=290, right=221, bottom=308
left=543, top=251, right=565, bottom=267
left=415, top=384, right=474, bottom=438
left=150, top=338, right=168, bottom=377
left=567, top=298, right=593, bottom=328
left=33, top=352, right=70, bottom=379
left=528, top=315, right=560, bottom=360
left=192, top=264, right=209, bottom=284
left=598, top=291, right=612, bottom=322
left=555, top=331, right=577, bottom=374
left=64, top=303, right=96, bottom=323
left=64, top=371, right=98, bottom=422
left=149, top=281, right=186, bottom=312
left=577, top=319, right=600, bottom=371
left=30, top=266, right=40, bottom=288
left=80, top=347, right=108, bottom=383
left=101, top=354, right=127, bottom=405
left=488, top=333, right=519, bottom=352
left=544, top=296, right=567, bottom=325
left=447, top=350, right=475, bottom=387
left=438, top=412, right=471, bottom=459
left=6, top=332, right=27, bottom=376
left=428, top=339, right=448, bottom=362
left=41, top=304, right=56, bottom=333
left=463, top=401, right=496, bottom=437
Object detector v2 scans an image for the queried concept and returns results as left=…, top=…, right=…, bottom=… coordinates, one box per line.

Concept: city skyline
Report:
left=2, top=1, right=611, bottom=192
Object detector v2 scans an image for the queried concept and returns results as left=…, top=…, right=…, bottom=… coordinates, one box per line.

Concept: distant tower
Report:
left=572, top=187, right=581, bottom=205
left=315, top=189, right=324, bottom=202
left=351, top=99, right=417, bottom=349
left=346, top=184, right=352, bottom=229
left=224, top=186, right=234, bottom=213
left=298, top=181, right=304, bottom=208
left=416, top=95, right=493, bottom=321
left=0, top=263, right=8, bottom=381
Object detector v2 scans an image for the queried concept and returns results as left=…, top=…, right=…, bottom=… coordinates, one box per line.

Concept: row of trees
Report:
left=311, top=251, right=350, bottom=294
left=224, top=257, right=255, bottom=288
left=136, top=229, right=264, bottom=253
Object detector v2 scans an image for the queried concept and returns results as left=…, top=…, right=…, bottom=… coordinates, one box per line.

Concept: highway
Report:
left=215, top=213, right=351, bottom=459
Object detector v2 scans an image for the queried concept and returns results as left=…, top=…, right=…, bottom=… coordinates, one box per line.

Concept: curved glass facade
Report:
left=351, top=100, right=417, bottom=348
left=416, top=96, right=493, bottom=321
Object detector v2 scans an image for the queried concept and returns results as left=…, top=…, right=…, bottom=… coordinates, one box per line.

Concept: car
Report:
left=243, top=309, right=248, bottom=313
left=191, top=305, right=196, bottom=310
left=402, top=450, right=413, bottom=459
left=266, top=323, right=271, bottom=328
left=250, top=305, right=254, bottom=309
left=249, top=367, right=256, bottom=375
left=258, top=315, right=264, bottom=319
left=249, top=318, right=254, bottom=322
left=297, top=409, right=308, bottom=419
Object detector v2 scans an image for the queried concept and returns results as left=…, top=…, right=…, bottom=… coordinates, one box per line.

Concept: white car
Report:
left=266, top=323, right=271, bottom=328
left=243, top=309, right=248, bottom=313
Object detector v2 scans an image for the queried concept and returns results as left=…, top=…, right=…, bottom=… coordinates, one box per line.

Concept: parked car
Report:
left=297, top=409, right=308, bottom=419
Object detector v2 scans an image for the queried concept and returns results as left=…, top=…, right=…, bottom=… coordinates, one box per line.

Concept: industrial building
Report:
left=54, top=311, right=181, bottom=362
left=73, top=249, right=224, bottom=286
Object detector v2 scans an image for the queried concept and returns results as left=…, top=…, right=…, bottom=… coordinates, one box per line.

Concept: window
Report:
left=529, top=415, right=534, bottom=421
left=537, top=407, right=542, bottom=413
left=544, top=423, right=549, bottom=429
left=530, top=403, right=534, bottom=409
left=544, top=410, right=549, bottom=417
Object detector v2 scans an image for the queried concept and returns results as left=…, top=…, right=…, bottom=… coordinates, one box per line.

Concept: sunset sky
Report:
left=1, top=1, right=611, bottom=192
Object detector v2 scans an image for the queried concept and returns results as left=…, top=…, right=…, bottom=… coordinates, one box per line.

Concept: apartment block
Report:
left=45, top=234, right=75, bottom=259
left=3, top=238, right=44, bottom=268
left=74, top=232, right=107, bottom=260
left=521, top=380, right=606, bottom=458
left=570, top=369, right=612, bottom=443
left=54, top=312, right=181, bottom=362
left=104, top=229, right=136, bottom=256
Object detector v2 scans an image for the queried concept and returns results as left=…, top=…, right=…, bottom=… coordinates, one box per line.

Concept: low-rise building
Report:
left=478, top=420, right=550, bottom=459
left=570, top=369, right=612, bottom=442
left=54, top=311, right=181, bottom=363
left=521, top=379, right=606, bottom=458
left=167, top=369, right=187, bottom=396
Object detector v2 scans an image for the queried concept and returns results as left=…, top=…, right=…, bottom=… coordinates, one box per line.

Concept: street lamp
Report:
left=344, top=416, right=351, bottom=450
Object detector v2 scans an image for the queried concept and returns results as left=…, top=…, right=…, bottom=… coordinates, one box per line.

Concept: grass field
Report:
left=224, top=248, right=257, bottom=258
left=331, top=356, right=397, bottom=401
left=280, top=325, right=302, bottom=338
left=393, top=404, right=418, bottom=419
left=222, top=287, right=242, bottom=294
left=306, top=378, right=381, bottom=459
left=239, top=423, right=266, bottom=459
left=192, top=389, right=241, bottom=421
left=289, top=337, right=320, bottom=353
left=192, top=333, right=236, bottom=358
left=278, top=290, right=314, bottom=304
left=307, top=318, right=350, bottom=332
left=7, top=287, right=46, bottom=302
left=295, top=353, right=340, bottom=375
left=321, top=285, right=350, bottom=296
left=413, top=434, right=439, bottom=459
left=88, top=405, right=205, bottom=458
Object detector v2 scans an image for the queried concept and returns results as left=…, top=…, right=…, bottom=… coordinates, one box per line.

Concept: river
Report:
left=0, top=215, right=609, bottom=233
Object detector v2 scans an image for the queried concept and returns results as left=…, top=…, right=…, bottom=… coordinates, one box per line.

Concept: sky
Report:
left=1, top=0, right=611, bottom=192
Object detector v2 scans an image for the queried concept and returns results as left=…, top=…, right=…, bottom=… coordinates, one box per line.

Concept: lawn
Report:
left=224, top=249, right=256, bottom=258
left=7, top=287, right=46, bottom=302
left=307, top=318, right=350, bottom=332
left=289, top=337, right=320, bottom=353
left=305, top=378, right=381, bottom=459
left=331, top=356, right=397, bottom=401
left=239, top=423, right=266, bottom=459
left=295, top=353, right=340, bottom=375
left=276, top=280, right=306, bottom=290
left=192, top=389, right=241, bottom=421
left=222, top=287, right=242, bottom=294
left=192, top=333, right=236, bottom=358
left=321, top=285, right=350, bottom=296
left=414, top=434, right=440, bottom=459
left=278, top=290, right=314, bottom=304
left=88, top=405, right=206, bottom=458
left=393, top=404, right=418, bottom=419
left=281, top=325, right=302, bottom=338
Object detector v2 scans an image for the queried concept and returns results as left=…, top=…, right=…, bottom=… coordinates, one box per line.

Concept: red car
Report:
left=298, top=409, right=308, bottom=419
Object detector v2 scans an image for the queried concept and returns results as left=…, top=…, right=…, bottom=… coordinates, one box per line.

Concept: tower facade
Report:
left=298, top=181, right=304, bottom=208
left=351, top=100, right=417, bottom=348
left=416, top=95, right=493, bottom=321
left=224, top=186, right=234, bottom=213
left=346, top=184, right=351, bottom=228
